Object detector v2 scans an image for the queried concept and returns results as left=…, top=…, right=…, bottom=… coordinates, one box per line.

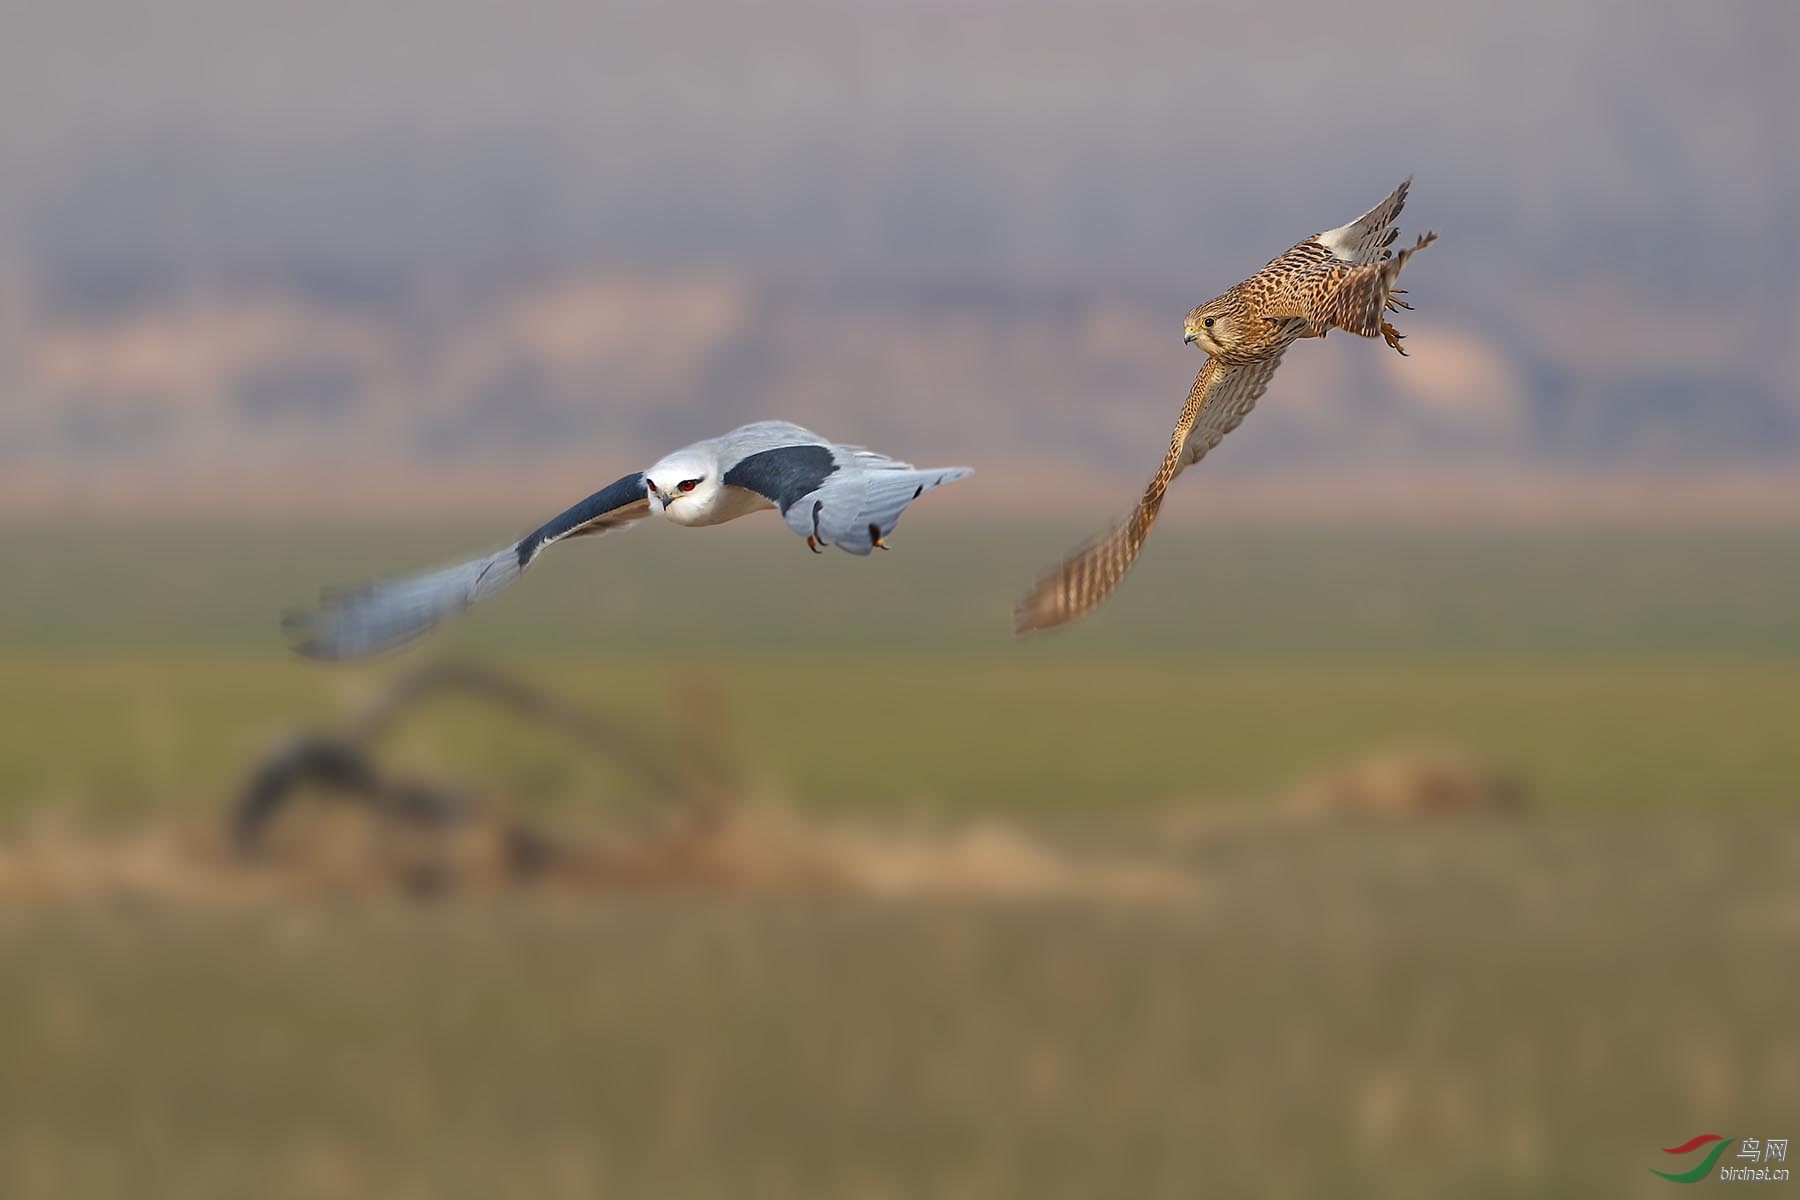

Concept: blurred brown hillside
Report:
left=4, top=267, right=1797, bottom=516
left=3, top=1, right=1797, bottom=515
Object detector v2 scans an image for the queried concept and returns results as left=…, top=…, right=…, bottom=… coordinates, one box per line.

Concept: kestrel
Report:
left=285, top=421, right=971, bottom=659
left=1014, top=178, right=1435, bottom=633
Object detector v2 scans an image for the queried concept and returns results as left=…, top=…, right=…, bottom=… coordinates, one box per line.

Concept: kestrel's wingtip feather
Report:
left=1012, top=560, right=1076, bottom=635
left=1013, top=581, right=1078, bottom=634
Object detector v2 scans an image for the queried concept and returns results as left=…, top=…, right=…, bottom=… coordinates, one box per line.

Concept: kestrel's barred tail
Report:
left=1312, top=231, right=1437, bottom=350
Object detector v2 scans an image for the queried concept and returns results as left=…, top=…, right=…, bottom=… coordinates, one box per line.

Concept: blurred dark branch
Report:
left=229, top=659, right=736, bottom=854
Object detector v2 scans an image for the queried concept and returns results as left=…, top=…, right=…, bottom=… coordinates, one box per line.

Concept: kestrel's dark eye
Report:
left=1202, top=317, right=1215, bottom=329
left=677, top=479, right=699, bottom=493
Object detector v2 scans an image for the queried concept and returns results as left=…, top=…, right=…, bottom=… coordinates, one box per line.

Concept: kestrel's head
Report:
left=643, top=449, right=720, bottom=526
left=1181, top=299, right=1240, bottom=356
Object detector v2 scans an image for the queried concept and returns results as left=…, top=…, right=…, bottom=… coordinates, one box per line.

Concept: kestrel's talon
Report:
left=1380, top=321, right=1408, bottom=355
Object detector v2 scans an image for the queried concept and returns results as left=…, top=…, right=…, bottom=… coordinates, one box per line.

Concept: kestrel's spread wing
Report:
left=1015, top=178, right=1433, bottom=634
left=1013, top=353, right=1286, bottom=633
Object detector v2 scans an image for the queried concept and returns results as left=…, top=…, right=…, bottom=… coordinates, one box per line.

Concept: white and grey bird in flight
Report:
left=285, top=421, right=972, bottom=660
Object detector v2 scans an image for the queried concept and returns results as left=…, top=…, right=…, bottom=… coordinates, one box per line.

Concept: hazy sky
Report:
left=4, top=0, right=1795, bottom=308
left=3, top=0, right=1797, bottom=498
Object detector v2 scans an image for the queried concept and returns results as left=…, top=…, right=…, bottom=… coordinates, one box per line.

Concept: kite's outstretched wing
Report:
left=1013, top=353, right=1286, bottom=633
left=284, top=472, right=649, bottom=660
left=720, top=429, right=972, bottom=556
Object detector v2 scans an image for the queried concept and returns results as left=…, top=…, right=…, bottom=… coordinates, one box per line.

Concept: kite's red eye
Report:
left=677, top=479, right=699, bottom=493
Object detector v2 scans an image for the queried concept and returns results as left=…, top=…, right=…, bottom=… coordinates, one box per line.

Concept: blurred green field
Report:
left=10, top=516, right=1800, bottom=658
left=1, top=517, right=1797, bottom=819
left=4, top=517, right=1799, bottom=1199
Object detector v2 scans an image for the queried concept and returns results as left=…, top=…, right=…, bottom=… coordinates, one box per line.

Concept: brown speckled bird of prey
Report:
left=1014, top=178, right=1436, bottom=634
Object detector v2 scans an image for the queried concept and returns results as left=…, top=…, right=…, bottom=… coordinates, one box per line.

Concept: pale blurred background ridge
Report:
left=3, top=0, right=1796, bottom=514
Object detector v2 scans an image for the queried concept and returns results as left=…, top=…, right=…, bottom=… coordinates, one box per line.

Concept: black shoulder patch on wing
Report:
left=514, top=471, right=647, bottom=567
left=722, top=444, right=837, bottom=515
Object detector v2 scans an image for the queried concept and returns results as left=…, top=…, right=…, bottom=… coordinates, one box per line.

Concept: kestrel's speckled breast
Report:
left=1218, top=239, right=1338, bottom=359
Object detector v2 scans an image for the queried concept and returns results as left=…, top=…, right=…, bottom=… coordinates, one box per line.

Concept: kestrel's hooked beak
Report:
left=1183, top=327, right=1199, bottom=346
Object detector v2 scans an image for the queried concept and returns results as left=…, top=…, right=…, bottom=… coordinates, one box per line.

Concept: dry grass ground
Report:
left=0, top=814, right=1796, bottom=1199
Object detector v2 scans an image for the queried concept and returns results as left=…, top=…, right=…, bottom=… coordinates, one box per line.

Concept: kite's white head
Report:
left=644, top=448, right=736, bottom=527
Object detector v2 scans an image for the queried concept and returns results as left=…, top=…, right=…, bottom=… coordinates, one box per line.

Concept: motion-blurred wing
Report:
left=1014, top=353, right=1286, bottom=633
left=285, top=472, right=649, bottom=660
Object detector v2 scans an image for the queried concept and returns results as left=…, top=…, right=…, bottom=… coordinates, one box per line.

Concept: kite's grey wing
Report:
left=285, top=472, right=648, bottom=660
left=708, top=420, right=830, bottom=458
left=722, top=443, right=839, bottom=515
left=724, top=440, right=971, bottom=555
